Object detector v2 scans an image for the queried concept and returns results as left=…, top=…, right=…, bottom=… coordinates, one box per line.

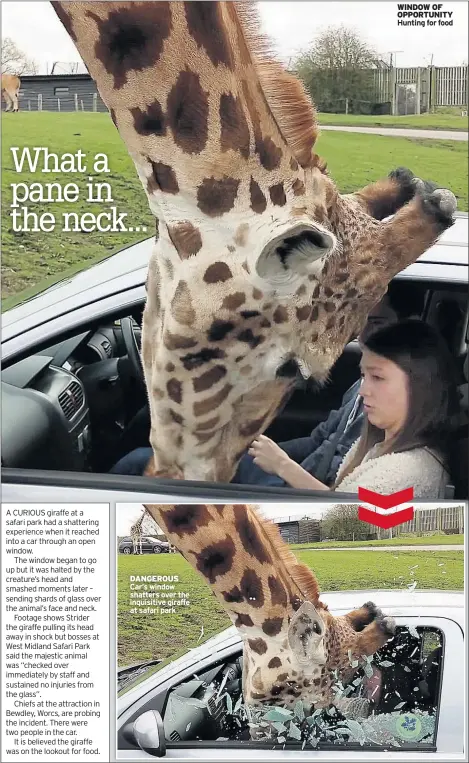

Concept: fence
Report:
left=375, top=505, right=465, bottom=540
left=10, top=91, right=107, bottom=113
left=372, top=65, right=468, bottom=114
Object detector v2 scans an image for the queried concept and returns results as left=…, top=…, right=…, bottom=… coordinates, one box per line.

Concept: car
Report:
left=118, top=535, right=170, bottom=554
left=1, top=213, right=468, bottom=504
left=116, top=589, right=465, bottom=759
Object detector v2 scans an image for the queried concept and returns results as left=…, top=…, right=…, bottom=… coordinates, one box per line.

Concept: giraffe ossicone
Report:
left=52, top=1, right=457, bottom=482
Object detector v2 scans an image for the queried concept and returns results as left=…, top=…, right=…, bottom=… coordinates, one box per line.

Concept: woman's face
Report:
left=359, top=349, right=409, bottom=436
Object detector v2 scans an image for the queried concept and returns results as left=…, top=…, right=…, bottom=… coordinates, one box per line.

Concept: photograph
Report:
left=116, top=501, right=465, bottom=756
left=0, top=1, right=467, bottom=760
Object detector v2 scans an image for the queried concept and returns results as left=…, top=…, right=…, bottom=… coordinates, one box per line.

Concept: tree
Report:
left=321, top=504, right=372, bottom=541
left=2, top=38, right=38, bottom=76
left=292, top=25, right=380, bottom=114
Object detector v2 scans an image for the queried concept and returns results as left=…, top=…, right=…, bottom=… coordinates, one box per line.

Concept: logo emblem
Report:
left=395, top=713, right=422, bottom=741
left=358, top=487, right=414, bottom=529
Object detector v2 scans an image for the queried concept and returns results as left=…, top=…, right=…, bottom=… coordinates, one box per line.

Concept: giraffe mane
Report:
left=233, top=1, right=325, bottom=171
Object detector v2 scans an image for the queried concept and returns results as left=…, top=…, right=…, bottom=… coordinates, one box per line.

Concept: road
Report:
left=320, top=125, right=468, bottom=141
left=298, top=544, right=464, bottom=552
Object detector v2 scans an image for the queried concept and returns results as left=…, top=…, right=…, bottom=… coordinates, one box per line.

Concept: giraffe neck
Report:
left=143, top=503, right=320, bottom=636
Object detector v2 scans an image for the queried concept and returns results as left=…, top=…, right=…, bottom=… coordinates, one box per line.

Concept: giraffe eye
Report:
left=313, top=622, right=321, bottom=635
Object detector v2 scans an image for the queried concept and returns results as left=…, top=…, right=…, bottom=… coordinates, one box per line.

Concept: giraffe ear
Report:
left=287, top=601, right=326, bottom=665
left=255, top=223, right=335, bottom=283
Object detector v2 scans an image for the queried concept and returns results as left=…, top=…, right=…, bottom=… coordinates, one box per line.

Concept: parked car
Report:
left=2, top=213, right=467, bottom=504
left=116, top=590, right=465, bottom=759
left=118, top=536, right=170, bottom=554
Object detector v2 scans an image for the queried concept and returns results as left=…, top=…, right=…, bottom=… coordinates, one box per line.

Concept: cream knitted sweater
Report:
left=335, top=441, right=449, bottom=499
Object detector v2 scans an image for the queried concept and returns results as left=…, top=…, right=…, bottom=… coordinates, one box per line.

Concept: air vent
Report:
left=169, top=731, right=181, bottom=742
left=58, top=381, right=84, bottom=421
left=102, top=340, right=112, bottom=358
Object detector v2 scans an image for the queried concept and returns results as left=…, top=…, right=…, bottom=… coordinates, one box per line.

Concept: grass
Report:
left=117, top=547, right=463, bottom=667
left=290, top=533, right=464, bottom=550
left=2, top=112, right=467, bottom=308
left=318, top=112, right=468, bottom=131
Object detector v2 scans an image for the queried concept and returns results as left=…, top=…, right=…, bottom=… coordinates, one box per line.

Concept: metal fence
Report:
left=14, top=92, right=107, bottom=112
left=372, top=65, right=468, bottom=113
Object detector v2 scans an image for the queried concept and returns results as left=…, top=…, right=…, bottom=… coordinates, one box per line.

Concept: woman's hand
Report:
left=248, top=435, right=290, bottom=476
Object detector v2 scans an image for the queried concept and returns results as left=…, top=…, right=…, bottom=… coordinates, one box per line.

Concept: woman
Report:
left=248, top=320, right=459, bottom=498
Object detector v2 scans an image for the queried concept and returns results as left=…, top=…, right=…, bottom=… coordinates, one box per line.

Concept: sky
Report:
left=1, top=1, right=467, bottom=75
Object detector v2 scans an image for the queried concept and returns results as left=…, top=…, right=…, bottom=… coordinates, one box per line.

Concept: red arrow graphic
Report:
left=358, top=486, right=415, bottom=529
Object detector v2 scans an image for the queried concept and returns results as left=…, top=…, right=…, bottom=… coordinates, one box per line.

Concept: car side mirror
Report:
left=125, top=709, right=166, bottom=757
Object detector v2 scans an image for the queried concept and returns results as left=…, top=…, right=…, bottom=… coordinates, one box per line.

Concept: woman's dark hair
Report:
left=336, top=319, right=460, bottom=484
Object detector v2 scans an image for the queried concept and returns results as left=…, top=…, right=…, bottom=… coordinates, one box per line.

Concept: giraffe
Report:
left=129, top=509, right=145, bottom=554
left=143, top=502, right=395, bottom=717
left=52, top=2, right=457, bottom=482
left=1, top=74, right=20, bottom=112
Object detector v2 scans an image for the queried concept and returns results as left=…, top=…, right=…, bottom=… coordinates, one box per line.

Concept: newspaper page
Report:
left=1, top=0, right=468, bottom=760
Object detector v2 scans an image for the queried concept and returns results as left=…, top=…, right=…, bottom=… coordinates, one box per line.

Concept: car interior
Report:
left=2, top=276, right=468, bottom=497
left=118, top=625, right=442, bottom=751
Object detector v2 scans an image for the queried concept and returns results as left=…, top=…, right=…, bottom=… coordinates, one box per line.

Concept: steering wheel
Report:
left=121, top=317, right=145, bottom=388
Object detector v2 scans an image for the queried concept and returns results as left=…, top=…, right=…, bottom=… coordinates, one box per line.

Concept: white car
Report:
left=117, top=590, right=465, bottom=760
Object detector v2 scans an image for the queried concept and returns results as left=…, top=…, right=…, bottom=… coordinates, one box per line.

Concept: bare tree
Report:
left=2, top=37, right=38, bottom=75
left=293, top=25, right=380, bottom=114
left=321, top=504, right=373, bottom=541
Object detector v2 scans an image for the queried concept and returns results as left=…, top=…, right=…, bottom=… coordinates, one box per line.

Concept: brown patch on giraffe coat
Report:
left=184, top=2, right=234, bottom=68
left=290, top=157, right=299, bottom=171
left=241, top=80, right=282, bottom=171
left=169, top=410, right=183, bottom=425
left=219, top=93, right=250, bottom=159
left=239, top=416, right=267, bottom=438
left=269, top=183, right=287, bottom=207
left=193, top=535, right=237, bottom=584
left=234, top=506, right=272, bottom=564
left=252, top=288, right=263, bottom=300
left=193, top=365, right=227, bottom=393
left=166, top=363, right=175, bottom=373
left=296, top=305, right=311, bottom=321
left=268, top=576, right=288, bottom=607
left=237, top=329, right=263, bottom=349
left=277, top=672, right=289, bottom=682
left=148, top=161, right=179, bottom=194
left=166, top=378, right=182, bottom=404
left=182, top=347, right=226, bottom=370
left=250, top=177, right=267, bottom=214
left=262, top=617, right=283, bottom=636
left=222, top=585, right=243, bottom=603
left=163, top=331, right=197, bottom=351
left=168, top=222, right=202, bottom=259
left=268, top=657, right=282, bottom=669
left=235, top=613, right=254, bottom=628
left=171, top=281, right=195, bottom=325
left=207, top=320, right=235, bottom=342
left=292, top=178, right=306, bottom=196
left=131, top=101, right=166, bottom=136
left=324, top=301, right=335, bottom=313
left=251, top=691, right=266, bottom=700
left=204, top=262, right=233, bottom=284
left=164, top=504, right=211, bottom=536
left=234, top=223, right=249, bottom=247
left=194, top=416, right=220, bottom=432
left=248, top=638, right=268, bottom=655
left=240, top=568, right=265, bottom=608
left=197, top=176, right=240, bottom=217
left=87, top=4, right=172, bottom=89
left=273, top=306, right=288, bottom=323
left=296, top=284, right=307, bottom=297
left=166, top=69, right=209, bottom=154
left=193, top=384, right=233, bottom=416
left=222, top=292, right=245, bottom=310
left=240, top=365, right=252, bottom=376
left=194, top=430, right=217, bottom=445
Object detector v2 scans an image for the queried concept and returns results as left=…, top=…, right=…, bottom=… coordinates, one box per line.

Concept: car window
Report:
left=161, top=625, right=442, bottom=751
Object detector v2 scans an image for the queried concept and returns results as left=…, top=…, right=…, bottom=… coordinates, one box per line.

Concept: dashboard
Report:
left=1, top=323, right=138, bottom=472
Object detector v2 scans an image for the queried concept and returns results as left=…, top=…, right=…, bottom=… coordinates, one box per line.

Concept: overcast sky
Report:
left=2, top=1, right=467, bottom=75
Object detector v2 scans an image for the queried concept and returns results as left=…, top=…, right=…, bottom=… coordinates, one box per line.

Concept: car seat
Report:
left=448, top=353, right=468, bottom=500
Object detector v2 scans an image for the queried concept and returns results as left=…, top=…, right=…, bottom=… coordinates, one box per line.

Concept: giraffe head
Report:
left=54, top=2, right=457, bottom=481
left=143, top=503, right=395, bottom=712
